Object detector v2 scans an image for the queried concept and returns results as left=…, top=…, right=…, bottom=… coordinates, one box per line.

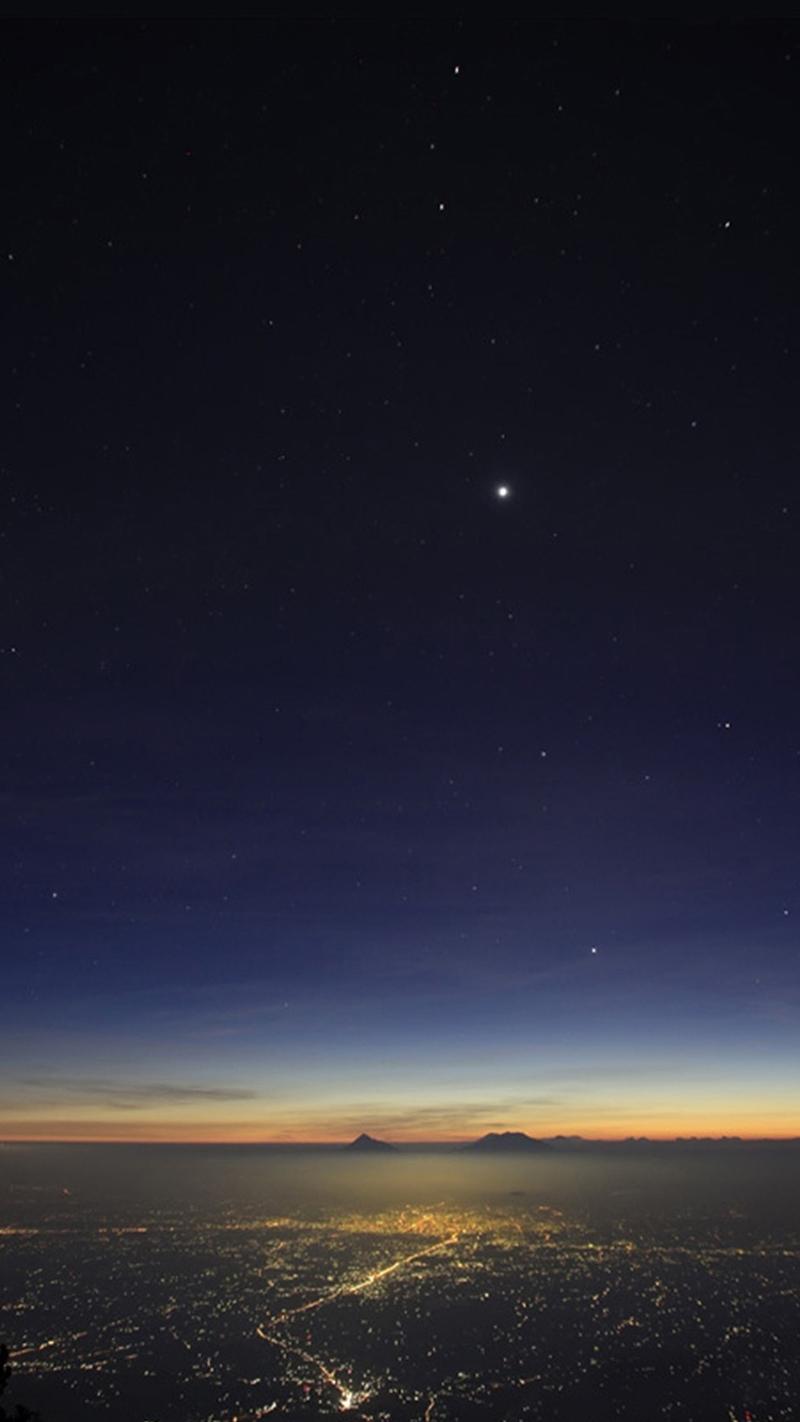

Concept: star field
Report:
left=1, top=19, right=799, bottom=1142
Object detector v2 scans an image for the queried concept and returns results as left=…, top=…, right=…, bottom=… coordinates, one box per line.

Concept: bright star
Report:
left=496, top=485, right=510, bottom=499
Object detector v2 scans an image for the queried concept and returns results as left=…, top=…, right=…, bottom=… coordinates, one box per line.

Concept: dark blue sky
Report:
left=2, top=20, right=799, bottom=1140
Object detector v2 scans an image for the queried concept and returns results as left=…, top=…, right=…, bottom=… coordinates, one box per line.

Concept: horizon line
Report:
left=3, top=1133, right=800, bottom=1147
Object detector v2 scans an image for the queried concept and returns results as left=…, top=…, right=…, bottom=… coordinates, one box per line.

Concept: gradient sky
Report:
left=2, top=20, right=799, bottom=1142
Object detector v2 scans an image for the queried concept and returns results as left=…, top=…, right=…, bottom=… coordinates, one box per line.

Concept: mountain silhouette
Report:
left=464, top=1131, right=552, bottom=1153
left=344, top=1132, right=396, bottom=1152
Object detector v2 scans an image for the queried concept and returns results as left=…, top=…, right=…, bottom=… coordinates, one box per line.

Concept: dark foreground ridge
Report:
left=464, top=1131, right=553, bottom=1153
left=1, top=1342, right=41, bottom=1421
left=344, top=1133, right=396, bottom=1152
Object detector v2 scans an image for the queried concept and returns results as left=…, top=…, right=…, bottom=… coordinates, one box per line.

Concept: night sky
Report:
left=3, top=20, right=799, bottom=1142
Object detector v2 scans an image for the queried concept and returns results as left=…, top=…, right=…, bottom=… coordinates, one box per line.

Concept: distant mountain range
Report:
left=345, top=1130, right=552, bottom=1154
left=339, top=1131, right=800, bottom=1154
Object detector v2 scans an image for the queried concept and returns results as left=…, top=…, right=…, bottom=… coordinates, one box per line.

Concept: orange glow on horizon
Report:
left=3, top=1132, right=800, bottom=1145
left=3, top=1109, right=799, bottom=1147
left=4, top=1079, right=798, bottom=1147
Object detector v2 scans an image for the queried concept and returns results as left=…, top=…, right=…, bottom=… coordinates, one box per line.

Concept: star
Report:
left=496, top=485, right=510, bottom=499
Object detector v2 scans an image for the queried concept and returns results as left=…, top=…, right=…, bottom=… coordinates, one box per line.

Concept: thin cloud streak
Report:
left=16, top=1077, right=260, bottom=1110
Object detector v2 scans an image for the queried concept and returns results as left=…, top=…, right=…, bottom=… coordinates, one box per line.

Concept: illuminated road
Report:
left=265, top=1228, right=461, bottom=1327
left=256, top=1225, right=461, bottom=1410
